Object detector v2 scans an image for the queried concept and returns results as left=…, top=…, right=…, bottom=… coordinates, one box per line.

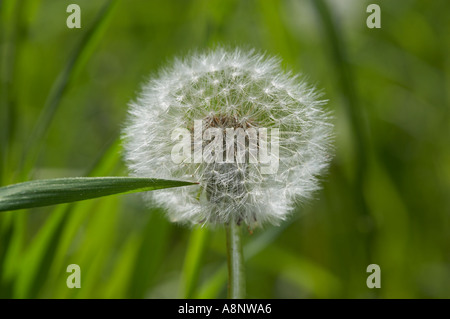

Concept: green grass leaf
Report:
left=180, top=226, right=210, bottom=298
left=0, top=177, right=197, bottom=212
left=20, top=0, right=118, bottom=176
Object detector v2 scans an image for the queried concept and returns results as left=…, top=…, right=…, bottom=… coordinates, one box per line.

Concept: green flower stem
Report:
left=226, top=219, right=246, bottom=299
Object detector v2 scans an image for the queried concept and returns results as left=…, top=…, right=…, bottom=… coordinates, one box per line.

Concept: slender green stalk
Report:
left=226, top=219, right=246, bottom=299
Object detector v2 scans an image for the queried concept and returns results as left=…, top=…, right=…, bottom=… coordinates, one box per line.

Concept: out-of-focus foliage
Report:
left=0, top=0, right=449, bottom=298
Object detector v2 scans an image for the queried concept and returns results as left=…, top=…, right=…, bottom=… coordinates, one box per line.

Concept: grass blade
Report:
left=127, top=210, right=172, bottom=298
left=179, top=226, right=210, bottom=298
left=10, top=138, right=122, bottom=297
left=310, top=0, right=374, bottom=267
left=20, top=0, right=118, bottom=176
left=0, top=177, right=196, bottom=212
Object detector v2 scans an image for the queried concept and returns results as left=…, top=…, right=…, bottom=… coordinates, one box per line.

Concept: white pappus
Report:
left=122, top=48, right=333, bottom=228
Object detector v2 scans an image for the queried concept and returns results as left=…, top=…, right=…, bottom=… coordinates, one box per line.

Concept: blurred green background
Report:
left=1, top=0, right=449, bottom=298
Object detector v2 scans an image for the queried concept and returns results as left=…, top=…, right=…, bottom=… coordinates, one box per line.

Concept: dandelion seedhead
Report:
left=123, top=48, right=333, bottom=228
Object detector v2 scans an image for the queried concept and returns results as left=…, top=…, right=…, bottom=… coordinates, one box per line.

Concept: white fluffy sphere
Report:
left=123, top=48, right=333, bottom=227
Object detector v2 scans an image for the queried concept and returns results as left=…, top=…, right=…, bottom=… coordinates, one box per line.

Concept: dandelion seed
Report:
left=122, top=48, right=333, bottom=228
